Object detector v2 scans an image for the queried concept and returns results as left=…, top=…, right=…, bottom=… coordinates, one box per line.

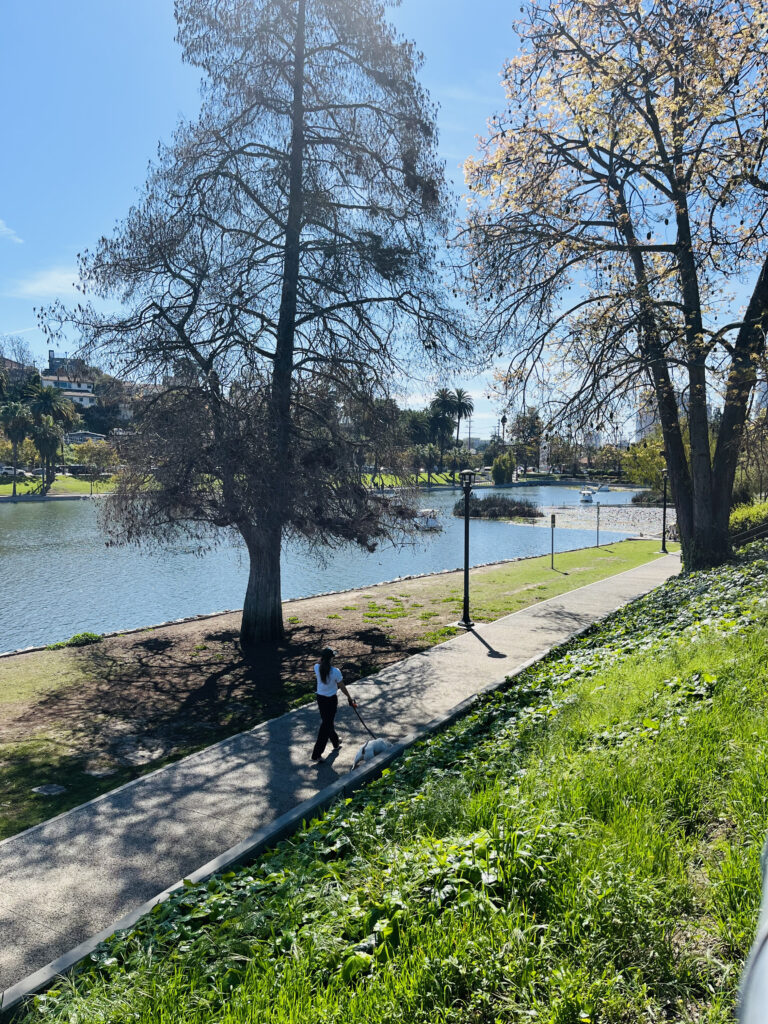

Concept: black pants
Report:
left=312, top=694, right=340, bottom=758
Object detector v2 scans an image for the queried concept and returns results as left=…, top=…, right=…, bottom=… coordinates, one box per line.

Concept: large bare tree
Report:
left=464, top=0, right=768, bottom=568
left=46, top=0, right=470, bottom=649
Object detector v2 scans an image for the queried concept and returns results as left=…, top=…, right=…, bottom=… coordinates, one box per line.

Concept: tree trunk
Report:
left=240, top=521, right=284, bottom=649
left=240, top=0, right=306, bottom=649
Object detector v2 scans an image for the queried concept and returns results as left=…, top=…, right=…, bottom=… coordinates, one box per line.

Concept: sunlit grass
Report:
left=0, top=475, right=115, bottom=497
left=19, top=545, right=766, bottom=1023
left=0, top=540, right=670, bottom=841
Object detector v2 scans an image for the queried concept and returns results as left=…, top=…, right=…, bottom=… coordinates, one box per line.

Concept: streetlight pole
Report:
left=457, top=468, right=476, bottom=629
left=596, top=500, right=600, bottom=548
left=551, top=512, right=555, bottom=570
left=661, top=469, right=668, bottom=553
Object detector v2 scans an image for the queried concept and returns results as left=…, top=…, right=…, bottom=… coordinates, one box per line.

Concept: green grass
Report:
left=0, top=475, right=115, bottom=497
left=363, top=471, right=490, bottom=487
left=0, top=541, right=670, bottom=841
left=18, top=543, right=763, bottom=1023
left=435, top=538, right=677, bottom=625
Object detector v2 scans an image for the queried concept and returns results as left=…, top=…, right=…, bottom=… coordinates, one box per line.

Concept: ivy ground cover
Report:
left=20, top=545, right=768, bottom=1023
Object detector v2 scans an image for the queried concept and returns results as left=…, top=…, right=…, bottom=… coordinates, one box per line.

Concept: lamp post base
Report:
left=456, top=618, right=474, bottom=630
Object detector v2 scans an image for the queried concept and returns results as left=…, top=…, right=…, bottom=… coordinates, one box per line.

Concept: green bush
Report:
left=45, top=631, right=102, bottom=650
left=453, top=494, right=542, bottom=519
left=730, top=500, right=768, bottom=540
left=631, top=489, right=663, bottom=505
left=731, top=483, right=755, bottom=509
left=491, top=452, right=516, bottom=485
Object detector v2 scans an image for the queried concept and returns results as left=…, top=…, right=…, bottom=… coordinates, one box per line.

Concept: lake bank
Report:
left=0, top=540, right=671, bottom=841
left=0, top=485, right=640, bottom=652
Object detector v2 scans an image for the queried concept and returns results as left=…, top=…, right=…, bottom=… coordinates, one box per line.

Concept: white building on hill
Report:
left=41, top=374, right=97, bottom=409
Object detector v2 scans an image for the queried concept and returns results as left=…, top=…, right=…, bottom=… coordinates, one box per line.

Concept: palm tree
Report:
left=32, top=415, right=63, bottom=492
left=27, top=381, right=78, bottom=427
left=429, top=389, right=458, bottom=471
left=409, top=444, right=425, bottom=482
left=0, top=402, right=32, bottom=497
left=446, top=445, right=465, bottom=484
left=453, top=388, right=474, bottom=448
left=26, top=380, right=79, bottom=475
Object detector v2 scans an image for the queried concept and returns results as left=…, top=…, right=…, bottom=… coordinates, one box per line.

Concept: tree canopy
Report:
left=464, top=0, right=768, bottom=567
left=47, top=0, right=473, bottom=648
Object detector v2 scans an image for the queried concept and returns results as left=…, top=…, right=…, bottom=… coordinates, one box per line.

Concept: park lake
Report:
left=0, top=484, right=640, bottom=652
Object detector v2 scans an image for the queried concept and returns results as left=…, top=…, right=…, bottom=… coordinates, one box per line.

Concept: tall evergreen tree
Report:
left=49, top=0, right=471, bottom=649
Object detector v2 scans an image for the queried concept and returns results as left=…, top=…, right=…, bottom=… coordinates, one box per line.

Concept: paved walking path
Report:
left=0, top=553, right=680, bottom=997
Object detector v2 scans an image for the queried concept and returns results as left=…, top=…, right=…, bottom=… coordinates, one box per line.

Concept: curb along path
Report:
left=0, top=554, right=680, bottom=1004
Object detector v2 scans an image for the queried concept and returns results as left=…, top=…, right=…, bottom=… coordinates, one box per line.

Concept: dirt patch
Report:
left=0, top=570, right=471, bottom=768
left=0, top=540, right=666, bottom=838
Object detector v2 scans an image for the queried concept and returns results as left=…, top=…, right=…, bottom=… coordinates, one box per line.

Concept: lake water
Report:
left=0, top=484, right=639, bottom=652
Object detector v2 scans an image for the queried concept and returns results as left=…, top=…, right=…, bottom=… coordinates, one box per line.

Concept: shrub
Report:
left=453, top=494, right=542, bottom=519
left=46, top=631, right=102, bottom=650
left=730, top=483, right=755, bottom=509
left=631, top=489, right=662, bottom=505
left=491, top=452, right=516, bottom=485
left=730, top=500, right=768, bottom=541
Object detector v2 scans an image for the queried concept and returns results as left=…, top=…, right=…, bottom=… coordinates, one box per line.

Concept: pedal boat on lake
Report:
left=579, top=487, right=596, bottom=503
left=415, top=508, right=442, bottom=530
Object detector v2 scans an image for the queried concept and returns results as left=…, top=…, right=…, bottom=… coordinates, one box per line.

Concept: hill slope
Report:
left=20, top=545, right=768, bottom=1023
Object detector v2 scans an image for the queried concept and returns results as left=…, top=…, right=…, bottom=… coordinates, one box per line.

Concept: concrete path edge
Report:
left=0, top=609, right=613, bottom=1019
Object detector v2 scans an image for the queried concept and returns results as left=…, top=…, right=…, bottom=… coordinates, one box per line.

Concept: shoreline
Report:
left=0, top=536, right=644, bottom=660
left=0, top=478, right=644, bottom=503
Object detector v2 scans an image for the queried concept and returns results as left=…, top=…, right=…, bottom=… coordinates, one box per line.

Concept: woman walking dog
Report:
left=311, top=647, right=356, bottom=762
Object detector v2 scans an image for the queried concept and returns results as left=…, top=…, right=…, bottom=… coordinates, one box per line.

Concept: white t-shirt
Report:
left=314, top=664, right=343, bottom=697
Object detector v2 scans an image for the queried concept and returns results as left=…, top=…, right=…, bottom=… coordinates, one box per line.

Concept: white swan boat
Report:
left=415, top=508, right=442, bottom=530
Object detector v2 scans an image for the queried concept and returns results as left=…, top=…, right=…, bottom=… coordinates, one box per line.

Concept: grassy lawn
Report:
left=0, top=475, right=115, bottom=497
left=363, top=471, right=460, bottom=486
left=363, top=471, right=504, bottom=487
left=17, top=544, right=763, bottom=1022
left=0, top=539, right=673, bottom=841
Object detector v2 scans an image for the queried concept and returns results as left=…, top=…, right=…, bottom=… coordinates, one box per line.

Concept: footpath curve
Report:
left=0, top=553, right=680, bottom=1007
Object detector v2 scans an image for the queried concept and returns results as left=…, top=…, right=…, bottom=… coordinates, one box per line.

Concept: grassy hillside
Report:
left=20, top=545, right=767, bottom=1023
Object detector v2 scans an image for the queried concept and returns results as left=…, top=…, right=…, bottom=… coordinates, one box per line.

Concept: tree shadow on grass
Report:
left=4, top=616, right=402, bottom=780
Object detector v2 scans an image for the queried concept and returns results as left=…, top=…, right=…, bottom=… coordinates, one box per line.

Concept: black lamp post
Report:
left=457, top=468, right=476, bottom=629
left=501, top=414, right=507, bottom=444
left=661, top=468, right=668, bottom=553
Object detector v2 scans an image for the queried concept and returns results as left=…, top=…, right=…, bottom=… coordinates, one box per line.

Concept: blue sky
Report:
left=0, top=0, right=517, bottom=436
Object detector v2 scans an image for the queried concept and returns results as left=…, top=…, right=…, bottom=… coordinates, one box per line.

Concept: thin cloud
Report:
left=0, top=219, right=23, bottom=245
left=6, top=266, right=79, bottom=299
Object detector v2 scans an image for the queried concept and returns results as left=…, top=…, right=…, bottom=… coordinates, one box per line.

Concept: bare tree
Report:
left=464, top=0, right=768, bottom=568
left=46, top=0, right=472, bottom=649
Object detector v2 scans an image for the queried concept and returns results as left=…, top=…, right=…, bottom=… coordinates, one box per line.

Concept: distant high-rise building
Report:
left=636, top=391, right=658, bottom=440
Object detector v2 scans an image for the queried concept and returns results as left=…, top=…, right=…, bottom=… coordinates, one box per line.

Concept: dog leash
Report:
left=350, top=700, right=377, bottom=739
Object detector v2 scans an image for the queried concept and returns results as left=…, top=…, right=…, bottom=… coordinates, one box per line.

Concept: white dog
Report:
left=352, top=737, right=391, bottom=768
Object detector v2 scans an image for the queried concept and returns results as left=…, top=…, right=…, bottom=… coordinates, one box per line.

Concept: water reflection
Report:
left=0, top=485, right=638, bottom=651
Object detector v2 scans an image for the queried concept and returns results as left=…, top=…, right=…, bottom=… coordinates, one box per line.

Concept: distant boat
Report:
left=579, top=488, right=595, bottom=503
left=415, top=508, right=442, bottom=530
left=596, top=483, right=611, bottom=492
